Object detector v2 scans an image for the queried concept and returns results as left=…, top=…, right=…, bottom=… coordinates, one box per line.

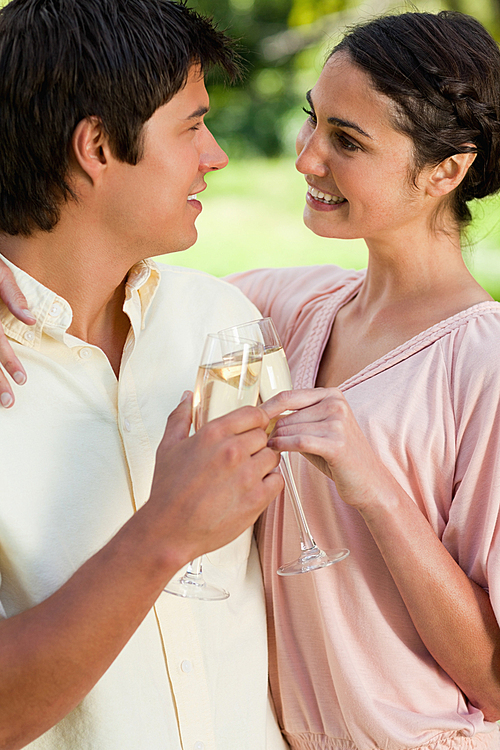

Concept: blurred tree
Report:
left=191, top=0, right=500, bottom=158
left=190, top=0, right=300, bottom=156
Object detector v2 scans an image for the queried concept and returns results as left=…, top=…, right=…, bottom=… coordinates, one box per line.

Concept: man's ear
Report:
left=426, top=147, right=477, bottom=198
left=71, top=117, right=110, bottom=183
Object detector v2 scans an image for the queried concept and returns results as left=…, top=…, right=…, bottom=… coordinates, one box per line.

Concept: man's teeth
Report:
left=188, top=194, right=197, bottom=200
left=308, top=186, right=345, bottom=204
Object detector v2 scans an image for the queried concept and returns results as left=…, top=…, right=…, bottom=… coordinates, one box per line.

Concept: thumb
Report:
left=161, top=391, right=193, bottom=451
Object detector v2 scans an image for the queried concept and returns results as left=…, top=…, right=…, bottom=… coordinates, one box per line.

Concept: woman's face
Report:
left=296, top=52, right=434, bottom=244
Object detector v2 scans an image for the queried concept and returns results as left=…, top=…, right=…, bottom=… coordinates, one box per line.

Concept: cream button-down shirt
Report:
left=0, top=256, right=287, bottom=750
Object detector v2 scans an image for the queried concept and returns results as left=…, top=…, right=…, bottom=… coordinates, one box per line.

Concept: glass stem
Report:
left=183, top=557, right=203, bottom=580
left=280, top=452, right=318, bottom=554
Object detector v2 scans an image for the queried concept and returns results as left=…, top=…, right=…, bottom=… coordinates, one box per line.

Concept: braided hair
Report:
left=332, top=12, right=500, bottom=227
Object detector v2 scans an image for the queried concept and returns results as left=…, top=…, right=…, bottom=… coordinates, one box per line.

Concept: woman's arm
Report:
left=0, top=262, right=35, bottom=406
left=263, top=388, right=500, bottom=720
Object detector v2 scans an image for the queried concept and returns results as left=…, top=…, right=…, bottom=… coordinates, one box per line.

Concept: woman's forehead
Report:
left=311, top=52, right=397, bottom=138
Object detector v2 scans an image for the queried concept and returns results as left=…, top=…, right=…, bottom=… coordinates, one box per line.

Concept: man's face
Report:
left=101, top=65, right=228, bottom=259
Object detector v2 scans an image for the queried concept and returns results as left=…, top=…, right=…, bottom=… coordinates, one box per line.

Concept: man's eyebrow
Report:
left=306, top=90, right=372, bottom=140
left=186, top=105, right=210, bottom=120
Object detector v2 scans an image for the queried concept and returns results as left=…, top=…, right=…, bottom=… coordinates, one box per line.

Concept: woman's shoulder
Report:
left=227, top=264, right=363, bottom=294
left=446, top=301, right=500, bottom=355
left=227, top=265, right=364, bottom=322
left=442, top=301, right=500, bottom=400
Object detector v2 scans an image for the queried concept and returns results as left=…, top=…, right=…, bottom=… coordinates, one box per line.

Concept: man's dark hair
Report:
left=0, top=0, right=239, bottom=236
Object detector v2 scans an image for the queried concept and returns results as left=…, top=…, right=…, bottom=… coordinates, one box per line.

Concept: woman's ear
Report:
left=426, top=147, right=477, bottom=198
left=70, top=117, right=109, bottom=183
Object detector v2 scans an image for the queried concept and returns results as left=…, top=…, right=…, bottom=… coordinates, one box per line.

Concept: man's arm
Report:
left=0, top=395, right=283, bottom=750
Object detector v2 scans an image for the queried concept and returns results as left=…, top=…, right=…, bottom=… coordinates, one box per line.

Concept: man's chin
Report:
left=150, top=230, right=199, bottom=259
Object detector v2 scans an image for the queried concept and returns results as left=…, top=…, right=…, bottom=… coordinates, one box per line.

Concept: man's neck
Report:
left=0, top=224, right=134, bottom=377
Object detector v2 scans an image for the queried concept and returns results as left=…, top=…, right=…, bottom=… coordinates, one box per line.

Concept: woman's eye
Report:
left=335, top=133, right=359, bottom=152
left=302, top=106, right=317, bottom=124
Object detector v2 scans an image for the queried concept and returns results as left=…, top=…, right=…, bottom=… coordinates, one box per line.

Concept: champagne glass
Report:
left=220, top=318, right=349, bottom=576
left=165, top=333, right=264, bottom=600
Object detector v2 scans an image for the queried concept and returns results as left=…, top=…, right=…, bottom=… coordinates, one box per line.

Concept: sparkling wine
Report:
left=193, top=353, right=262, bottom=430
left=259, top=345, right=293, bottom=434
left=259, top=345, right=292, bottom=400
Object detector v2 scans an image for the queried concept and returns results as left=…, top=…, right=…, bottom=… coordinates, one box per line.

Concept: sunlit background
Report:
left=158, top=0, right=500, bottom=300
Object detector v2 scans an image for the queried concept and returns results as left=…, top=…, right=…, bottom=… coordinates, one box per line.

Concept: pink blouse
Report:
left=229, top=265, right=500, bottom=750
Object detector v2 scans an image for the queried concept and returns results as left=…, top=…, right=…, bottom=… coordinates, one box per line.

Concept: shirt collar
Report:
left=0, top=253, right=161, bottom=349
left=123, top=259, right=161, bottom=332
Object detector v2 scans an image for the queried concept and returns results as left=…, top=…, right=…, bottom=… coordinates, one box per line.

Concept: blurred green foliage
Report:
left=190, top=0, right=335, bottom=157
left=191, top=0, right=500, bottom=157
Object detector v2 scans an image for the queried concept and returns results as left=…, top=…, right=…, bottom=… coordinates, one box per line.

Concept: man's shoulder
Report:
left=150, top=262, right=259, bottom=320
left=155, top=262, right=249, bottom=295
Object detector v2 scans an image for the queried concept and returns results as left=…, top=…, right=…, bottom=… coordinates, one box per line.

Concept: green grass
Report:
left=159, top=157, right=500, bottom=300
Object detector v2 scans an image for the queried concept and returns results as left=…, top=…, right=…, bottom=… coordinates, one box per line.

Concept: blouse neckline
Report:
left=295, top=270, right=500, bottom=392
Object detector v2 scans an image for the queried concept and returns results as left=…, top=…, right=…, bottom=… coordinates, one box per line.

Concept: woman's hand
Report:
left=262, top=388, right=401, bottom=512
left=0, top=261, right=35, bottom=407
left=263, top=388, right=500, bottom=718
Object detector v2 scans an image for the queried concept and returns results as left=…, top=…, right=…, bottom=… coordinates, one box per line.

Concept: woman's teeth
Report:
left=308, top=186, right=345, bottom=204
left=188, top=194, right=198, bottom=200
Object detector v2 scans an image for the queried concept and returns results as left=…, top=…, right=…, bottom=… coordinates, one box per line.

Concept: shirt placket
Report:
left=117, top=309, right=216, bottom=750
left=154, top=594, right=217, bottom=750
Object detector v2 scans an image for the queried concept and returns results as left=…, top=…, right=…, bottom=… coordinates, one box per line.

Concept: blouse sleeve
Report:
left=226, top=265, right=362, bottom=347
left=441, top=310, right=500, bottom=625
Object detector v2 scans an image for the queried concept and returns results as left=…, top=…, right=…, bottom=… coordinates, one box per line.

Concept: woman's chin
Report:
left=303, top=209, right=359, bottom=241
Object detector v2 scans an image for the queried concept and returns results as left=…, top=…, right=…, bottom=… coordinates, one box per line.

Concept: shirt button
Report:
left=194, top=743, right=204, bottom=750
left=123, top=419, right=131, bottom=433
left=181, top=660, right=193, bottom=673
left=79, top=347, right=93, bottom=359
left=24, top=330, right=35, bottom=342
left=49, top=303, right=62, bottom=318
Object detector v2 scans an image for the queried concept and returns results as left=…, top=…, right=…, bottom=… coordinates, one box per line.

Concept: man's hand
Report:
left=0, top=261, right=35, bottom=407
left=143, top=396, right=283, bottom=573
left=0, top=394, right=283, bottom=748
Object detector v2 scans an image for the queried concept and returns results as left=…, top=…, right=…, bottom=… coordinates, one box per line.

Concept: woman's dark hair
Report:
left=331, top=11, right=500, bottom=228
left=0, top=0, right=240, bottom=236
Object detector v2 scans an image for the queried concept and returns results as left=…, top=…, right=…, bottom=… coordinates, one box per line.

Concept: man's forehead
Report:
left=167, top=65, right=209, bottom=118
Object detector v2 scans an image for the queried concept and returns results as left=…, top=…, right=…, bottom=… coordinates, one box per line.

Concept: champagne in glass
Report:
left=220, top=318, right=349, bottom=576
left=165, top=334, right=264, bottom=600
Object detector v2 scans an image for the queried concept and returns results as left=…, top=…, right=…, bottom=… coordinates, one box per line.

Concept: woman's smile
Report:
left=306, top=184, right=347, bottom=211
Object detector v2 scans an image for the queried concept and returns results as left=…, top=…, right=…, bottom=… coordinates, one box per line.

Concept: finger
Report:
left=199, top=424, right=270, bottom=471
left=261, top=470, right=285, bottom=499
left=272, top=395, right=350, bottom=429
left=0, top=325, right=27, bottom=387
left=0, top=264, right=36, bottom=324
left=0, top=370, right=14, bottom=408
left=260, top=388, right=334, bottom=420
left=209, top=404, right=269, bottom=436
left=267, top=432, right=333, bottom=458
left=160, top=391, right=193, bottom=450
left=251, top=444, right=282, bottom=476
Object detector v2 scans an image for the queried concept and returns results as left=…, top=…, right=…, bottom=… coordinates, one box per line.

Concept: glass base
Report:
left=165, top=574, right=229, bottom=601
left=277, top=547, right=349, bottom=576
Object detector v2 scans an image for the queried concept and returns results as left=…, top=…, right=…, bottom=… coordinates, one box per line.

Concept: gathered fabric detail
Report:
left=285, top=730, right=500, bottom=750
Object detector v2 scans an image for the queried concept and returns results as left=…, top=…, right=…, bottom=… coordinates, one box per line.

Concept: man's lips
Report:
left=187, top=186, right=206, bottom=211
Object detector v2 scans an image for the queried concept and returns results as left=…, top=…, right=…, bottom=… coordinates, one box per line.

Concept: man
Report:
left=0, top=0, right=286, bottom=748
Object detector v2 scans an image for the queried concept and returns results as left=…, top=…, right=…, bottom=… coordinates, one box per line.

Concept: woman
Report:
left=1, top=9, right=500, bottom=750
left=229, top=10, right=500, bottom=750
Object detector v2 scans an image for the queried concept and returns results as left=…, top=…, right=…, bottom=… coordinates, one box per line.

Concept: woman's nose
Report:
left=295, top=123, right=328, bottom=178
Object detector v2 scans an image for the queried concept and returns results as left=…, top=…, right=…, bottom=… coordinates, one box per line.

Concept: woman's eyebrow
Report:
left=306, top=90, right=372, bottom=139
